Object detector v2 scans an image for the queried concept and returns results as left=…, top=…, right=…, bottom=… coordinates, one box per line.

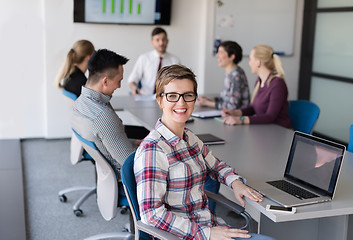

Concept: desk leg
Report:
left=259, top=214, right=349, bottom=240
left=348, top=215, right=353, bottom=238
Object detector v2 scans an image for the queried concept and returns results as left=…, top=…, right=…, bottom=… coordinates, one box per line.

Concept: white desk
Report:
left=113, top=96, right=353, bottom=240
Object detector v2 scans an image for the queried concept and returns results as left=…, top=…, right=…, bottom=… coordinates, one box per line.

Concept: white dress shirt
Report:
left=128, top=50, right=180, bottom=95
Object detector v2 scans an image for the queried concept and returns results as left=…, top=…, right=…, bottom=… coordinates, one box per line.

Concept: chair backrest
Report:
left=70, top=133, right=85, bottom=165
left=121, top=151, right=151, bottom=240
left=288, top=100, right=320, bottom=134
left=62, top=89, right=78, bottom=101
left=62, top=89, right=78, bottom=109
left=72, top=129, right=118, bottom=221
left=348, top=124, right=353, bottom=152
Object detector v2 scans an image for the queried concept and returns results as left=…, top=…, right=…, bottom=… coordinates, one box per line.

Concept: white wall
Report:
left=0, top=0, right=303, bottom=139
left=0, top=0, right=45, bottom=139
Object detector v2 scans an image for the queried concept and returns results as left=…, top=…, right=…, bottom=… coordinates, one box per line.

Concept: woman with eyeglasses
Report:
left=134, top=65, right=276, bottom=240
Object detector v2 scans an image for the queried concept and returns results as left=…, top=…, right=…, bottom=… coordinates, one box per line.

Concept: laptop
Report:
left=250, top=131, right=346, bottom=207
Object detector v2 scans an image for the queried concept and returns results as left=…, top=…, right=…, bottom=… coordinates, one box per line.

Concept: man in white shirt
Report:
left=128, top=27, right=180, bottom=96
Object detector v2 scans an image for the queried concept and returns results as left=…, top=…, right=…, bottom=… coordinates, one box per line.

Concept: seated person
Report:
left=197, top=41, right=250, bottom=110
left=128, top=27, right=180, bottom=96
left=134, top=64, right=276, bottom=240
left=55, top=40, right=95, bottom=97
left=221, top=44, right=292, bottom=129
left=71, top=49, right=136, bottom=172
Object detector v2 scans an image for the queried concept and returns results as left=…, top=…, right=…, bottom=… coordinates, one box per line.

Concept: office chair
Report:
left=288, top=100, right=320, bottom=134
left=121, top=151, right=253, bottom=240
left=58, top=89, right=96, bottom=217
left=348, top=124, right=353, bottom=152
left=73, top=130, right=133, bottom=240
left=62, top=89, right=78, bottom=101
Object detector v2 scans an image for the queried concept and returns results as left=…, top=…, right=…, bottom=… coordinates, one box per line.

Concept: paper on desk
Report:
left=115, top=110, right=144, bottom=126
left=134, top=94, right=156, bottom=101
left=191, top=110, right=222, bottom=118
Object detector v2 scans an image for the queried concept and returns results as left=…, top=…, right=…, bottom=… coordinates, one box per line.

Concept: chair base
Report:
left=84, top=232, right=134, bottom=240
left=58, top=186, right=96, bottom=216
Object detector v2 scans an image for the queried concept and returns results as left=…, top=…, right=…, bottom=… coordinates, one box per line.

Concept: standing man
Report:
left=71, top=49, right=135, bottom=172
left=128, top=27, right=180, bottom=96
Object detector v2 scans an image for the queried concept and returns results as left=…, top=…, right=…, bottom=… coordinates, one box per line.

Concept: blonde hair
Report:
left=250, top=44, right=285, bottom=103
left=55, top=40, right=95, bottom=88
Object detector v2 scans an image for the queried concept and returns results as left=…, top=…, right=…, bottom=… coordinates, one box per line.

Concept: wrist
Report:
left=240, top=116, right=244, bottom=125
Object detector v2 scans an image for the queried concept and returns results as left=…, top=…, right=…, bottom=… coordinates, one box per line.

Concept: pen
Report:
left=214, top=117, right=224, bottom=124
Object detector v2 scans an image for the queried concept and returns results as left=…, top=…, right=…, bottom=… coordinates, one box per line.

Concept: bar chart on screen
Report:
left=85, top=0, right=156, bottom=24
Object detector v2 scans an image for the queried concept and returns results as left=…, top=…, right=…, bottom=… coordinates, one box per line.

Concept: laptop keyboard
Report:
left=267, top=180, right=319, bottom=199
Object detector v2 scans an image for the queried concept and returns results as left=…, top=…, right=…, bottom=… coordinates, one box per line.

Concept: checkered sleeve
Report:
left=134, top=142, right=211, bottom=240
left=195, top=133, right=240, bottom=187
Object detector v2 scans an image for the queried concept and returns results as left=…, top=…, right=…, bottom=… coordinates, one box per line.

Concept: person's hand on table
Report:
left=132, top=88, right=140, bottom=96
left=232, top=179, right=263, bottom=207
left=222, top=109, right=241, bottom=117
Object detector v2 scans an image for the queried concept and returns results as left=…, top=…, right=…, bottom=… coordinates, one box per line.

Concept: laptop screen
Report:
left=284, top=132, right=345, bottom=196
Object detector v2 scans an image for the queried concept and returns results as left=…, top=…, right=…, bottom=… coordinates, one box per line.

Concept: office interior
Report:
left=1, top=0, right=353, bottom=239
left=1, top=0, right=306, bottom=140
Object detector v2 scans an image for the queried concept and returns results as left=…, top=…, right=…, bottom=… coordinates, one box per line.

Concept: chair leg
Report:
left=72, top=187, right=96, bottom=216
left=58, top=186, right=96, bottom=198
left=83, top=232, right=134, bottom=240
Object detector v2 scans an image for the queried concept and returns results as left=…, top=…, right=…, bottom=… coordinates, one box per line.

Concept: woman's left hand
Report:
left=232, top=179, right=263, bottom=207
left=223, top=116, right=241, bottom=125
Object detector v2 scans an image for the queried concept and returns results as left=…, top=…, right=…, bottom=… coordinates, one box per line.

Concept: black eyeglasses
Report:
left=160, top=92, right=197, bottom=102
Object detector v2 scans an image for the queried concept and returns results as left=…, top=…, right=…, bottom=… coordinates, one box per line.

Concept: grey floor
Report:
left=22, top=138, right=247, bottom=240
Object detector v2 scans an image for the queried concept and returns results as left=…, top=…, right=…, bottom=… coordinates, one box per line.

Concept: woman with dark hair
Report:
left=197, top=41, right=250, bottom=110
left=55, top=40, right=95, bottom=97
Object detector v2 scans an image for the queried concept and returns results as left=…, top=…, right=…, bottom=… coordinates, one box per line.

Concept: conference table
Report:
left=111, top=95, right=353, bottom=240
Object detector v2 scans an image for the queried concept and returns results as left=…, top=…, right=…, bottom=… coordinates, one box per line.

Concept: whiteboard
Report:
left=214, top=0, right=297, bottom=55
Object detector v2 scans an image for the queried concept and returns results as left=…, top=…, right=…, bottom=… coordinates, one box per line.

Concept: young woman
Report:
left=55, top=40, right=95, bottom=97
left=197, top=41, right=250, bottom=110
left=134, top=64, right=276, bottom=240
left=222, top=44, right=292, bottom=129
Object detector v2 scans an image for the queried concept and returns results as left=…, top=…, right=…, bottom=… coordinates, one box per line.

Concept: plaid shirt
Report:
left=134, top=120, right=241, bottom=240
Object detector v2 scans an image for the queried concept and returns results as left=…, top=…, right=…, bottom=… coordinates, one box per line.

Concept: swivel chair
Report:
left=121, top=151, right=253, bottom=240
left=348, top=124, right=353, bottom=153
left=288, top=100, right=320, bottom=134
left=73, top=130, right=133, bottom=240
left=58, top=89, right=97, bottom=217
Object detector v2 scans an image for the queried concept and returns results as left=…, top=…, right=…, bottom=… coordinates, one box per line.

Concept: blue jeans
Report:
left=204, top=176, right=220, bottom=212
left=235, top=233, right=277, bottom=240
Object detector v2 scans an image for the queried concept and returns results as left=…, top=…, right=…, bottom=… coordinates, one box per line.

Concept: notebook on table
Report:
left=192, top=110, right=222, bottom=119
left=250, top=131, right=345, bottom=207
left=197, top=133, right=225, bottom=145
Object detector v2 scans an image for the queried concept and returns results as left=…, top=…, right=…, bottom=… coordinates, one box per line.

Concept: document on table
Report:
left=134, top=94, right=156, bottom=101
left=191, top=110, right=222, bottom=118
left=115, top=110, right=144, bottom=126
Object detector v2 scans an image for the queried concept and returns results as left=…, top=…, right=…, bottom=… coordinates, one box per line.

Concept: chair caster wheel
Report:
left=59, top=194, right=67, bottom=202
left=74, top=209, right=83, bottom=217
left=120, top=206, right=128, bottom=215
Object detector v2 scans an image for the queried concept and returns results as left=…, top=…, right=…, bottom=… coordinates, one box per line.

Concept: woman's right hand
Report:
left=210, top=226, right=251, bottom=240
left=196, top=96, right=211, bottom=106
left=222, top=109, right=241, bottom=117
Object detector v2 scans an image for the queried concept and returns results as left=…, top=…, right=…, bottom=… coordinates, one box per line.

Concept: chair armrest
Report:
left=136, top=221, right=180, bottom=240
left=205, top=190, right=244, bottom=214
left=205, top=190, right=253, bottom=232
